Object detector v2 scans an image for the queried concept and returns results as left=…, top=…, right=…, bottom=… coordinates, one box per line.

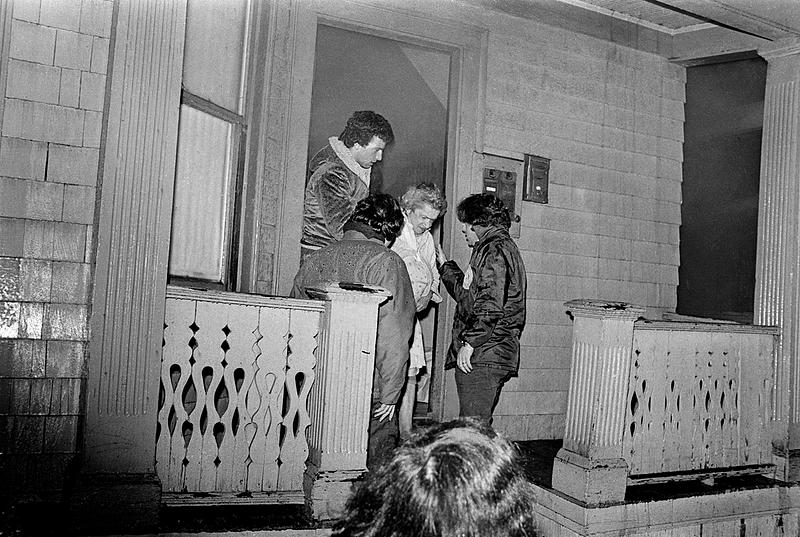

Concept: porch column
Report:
left=754, top=38, right=800, bottom=480
left=303, top=283, right=390, bottom=520
left=551, top=299, right=644, bottom=505
left=70, top=0, right=186, bottom=532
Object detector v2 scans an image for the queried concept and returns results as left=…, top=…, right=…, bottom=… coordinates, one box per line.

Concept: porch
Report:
left=6, top=438, right=797, bottom=536
left=62, top=294, right=800, bottom=535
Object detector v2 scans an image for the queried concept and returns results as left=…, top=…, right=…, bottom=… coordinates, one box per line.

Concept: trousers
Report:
left=454, top=365, right=510, bottom=424
left=367, top=401, right=399, bottom=471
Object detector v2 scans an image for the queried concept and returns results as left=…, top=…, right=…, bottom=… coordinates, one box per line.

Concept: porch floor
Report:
left=3, top=439, right=790, bottom=535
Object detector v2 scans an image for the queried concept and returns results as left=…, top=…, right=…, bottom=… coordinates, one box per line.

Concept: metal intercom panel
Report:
left=476, top=152, right=523, bottom=238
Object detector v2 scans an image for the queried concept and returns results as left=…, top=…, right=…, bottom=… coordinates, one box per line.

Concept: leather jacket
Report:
left=439, top=227, right=527, bottom=373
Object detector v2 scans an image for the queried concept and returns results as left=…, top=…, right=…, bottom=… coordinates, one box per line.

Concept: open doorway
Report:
left=307, top=24, right=451, bottom=419
left=678, top=56, right=766, bottom=322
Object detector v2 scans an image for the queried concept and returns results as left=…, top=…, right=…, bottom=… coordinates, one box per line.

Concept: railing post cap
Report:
left=305, top=282, right=391, bottom=305
left=564, top=299, right=645, bottom=320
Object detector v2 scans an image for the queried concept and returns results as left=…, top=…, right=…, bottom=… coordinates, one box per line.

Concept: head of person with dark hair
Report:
left=456, top=193, right=511, bottom=248
left=339, top=111, right=394, bottom=170
left=332, top=418, right=538, bottom=537
left=340, top=111, right=395, bottom=147
left=348, top=193, right=405, bottom=244
left=400, top=183, right=447, bottom=237
left=457, top=193, right=511, bottom=229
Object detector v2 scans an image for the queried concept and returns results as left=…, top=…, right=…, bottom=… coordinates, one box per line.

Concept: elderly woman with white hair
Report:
left=392, top=182, right=447, bottom=439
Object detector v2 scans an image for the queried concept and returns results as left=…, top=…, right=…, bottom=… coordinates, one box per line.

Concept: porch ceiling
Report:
left=470, top=0, right=800, bottom=41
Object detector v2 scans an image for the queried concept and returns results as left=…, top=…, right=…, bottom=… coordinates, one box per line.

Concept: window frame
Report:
left=167, top=89, right=248, bottom=291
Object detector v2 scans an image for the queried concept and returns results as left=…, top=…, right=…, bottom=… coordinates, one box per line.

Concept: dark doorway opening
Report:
left=678, top=57, right=767, bottom=322
left=308, top=25, right=450, bottom=198
left=307, top=24, right=452, bottom=416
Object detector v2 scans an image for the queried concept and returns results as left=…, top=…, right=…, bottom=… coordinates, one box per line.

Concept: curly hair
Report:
left=400, top=183, right=447, bottom=215
left=349, top=193, right=404, bottom=243
left=339, top=111, right=395, bottom=148
left=332, top=418, right=538, bottom=537
left=456, top=193, right=511, bottom=230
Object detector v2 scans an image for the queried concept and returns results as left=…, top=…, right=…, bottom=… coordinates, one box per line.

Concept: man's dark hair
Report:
left=456, top=193, right=511, bottom=230
left=339, top=111, right=394, bottom=147
left=350, top=193, right=404, bottom=243
left=332, top=418, right=538, bottom=537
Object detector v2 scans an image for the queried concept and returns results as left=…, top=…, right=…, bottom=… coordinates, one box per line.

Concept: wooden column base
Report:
left=551, top=448, right=628, bottom=506
left=303, top=461, right=363, bottom=521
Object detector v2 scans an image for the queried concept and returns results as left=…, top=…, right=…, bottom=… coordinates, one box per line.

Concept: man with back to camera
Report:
left=292, top=193, right=415, bottom=470
left=436, top=193, right=527, bottom=424
left=301, top=111, right=394, bottom=258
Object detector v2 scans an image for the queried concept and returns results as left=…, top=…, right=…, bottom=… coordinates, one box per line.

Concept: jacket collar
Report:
left=329, top=136, right=371, bottom=187
left=342, top=221, right=385, bottom=243
left=474, top=226, right=510, bottom=250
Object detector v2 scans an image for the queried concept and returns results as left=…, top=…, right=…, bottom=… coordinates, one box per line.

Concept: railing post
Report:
left=754, top=39, right=800, bottom=481
left=552, top=299, right=644, bottom=505
left=302, top=283, right=390, bottom=520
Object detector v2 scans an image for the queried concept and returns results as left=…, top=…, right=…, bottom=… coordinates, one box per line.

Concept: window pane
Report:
left=169, top=105, right=234, bottom=282
left=183, top=0, right=249, bottom=112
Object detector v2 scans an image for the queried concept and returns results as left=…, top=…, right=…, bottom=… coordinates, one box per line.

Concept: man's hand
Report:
left=374, top=403, right=396, bottom=422
left=457, top=342, right=474, bottom=373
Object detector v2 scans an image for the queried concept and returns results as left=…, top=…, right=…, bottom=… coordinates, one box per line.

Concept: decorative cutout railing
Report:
left=625, top=322, right=776, bottom=479
left=553, top=300, right=782, bottom=506
left=156, top=286, right=322, bottom=501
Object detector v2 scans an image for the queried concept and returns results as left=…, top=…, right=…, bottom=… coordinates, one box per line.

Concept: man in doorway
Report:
left=301, top=111, right=394, bottom=258
left=292, top=193, right=415, bottom=470
left=437, top=193, right=527, bottom=424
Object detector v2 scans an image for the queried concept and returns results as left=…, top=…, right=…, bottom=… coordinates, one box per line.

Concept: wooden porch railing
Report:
left=625, top=321, right=776, bottom=480
left=155, top=283, right=389, bottom=519
left=552, top=300, right=783, bottom=506
left=156, top=286, right=323, bottom=502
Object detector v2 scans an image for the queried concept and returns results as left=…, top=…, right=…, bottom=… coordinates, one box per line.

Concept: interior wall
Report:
left=678, top=58, right=766, bottom=321
left=308, top=25, right=449, bottom=200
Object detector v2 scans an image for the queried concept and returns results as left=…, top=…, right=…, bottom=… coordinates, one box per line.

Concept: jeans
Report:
left=454, top=365, right=510, bottom=424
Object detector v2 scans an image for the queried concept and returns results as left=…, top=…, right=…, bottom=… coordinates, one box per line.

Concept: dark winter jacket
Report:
left=439, top=227, right=527, bottom=374
left=301, top=144, right=369, bottom=251
left=291, top=227, right=415, bottom=405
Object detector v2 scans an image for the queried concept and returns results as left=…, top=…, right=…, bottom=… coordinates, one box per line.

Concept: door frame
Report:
left=276, top=0, right=488, bottom=420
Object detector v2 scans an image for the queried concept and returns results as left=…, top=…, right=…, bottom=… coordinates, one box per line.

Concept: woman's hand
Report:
left=416, top=291, right=432, bottom=312
left=457, top=342, right=474, bottom=373
left=436, top=243, right=448, bottom=267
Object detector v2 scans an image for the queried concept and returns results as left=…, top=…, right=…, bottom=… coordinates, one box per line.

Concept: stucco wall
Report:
left=0, top=0, right=112, bottom=498
left=471, top=9, right=684, bottom=439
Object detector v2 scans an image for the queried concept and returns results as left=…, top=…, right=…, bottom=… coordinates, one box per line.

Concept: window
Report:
left=169, top=0, right=251, bottom=289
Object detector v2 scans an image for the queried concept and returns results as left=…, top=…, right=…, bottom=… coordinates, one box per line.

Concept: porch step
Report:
left=159, top=503, right=325, bottom=534
left=535, top=479, right=800, bottom=537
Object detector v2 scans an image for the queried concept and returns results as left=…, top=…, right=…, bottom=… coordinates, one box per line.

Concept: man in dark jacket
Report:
left=437, top=194, right=527, bottom=423
left=292, top=194, right=415, bottom=469
left=301, top=111, right=394, bottom=258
